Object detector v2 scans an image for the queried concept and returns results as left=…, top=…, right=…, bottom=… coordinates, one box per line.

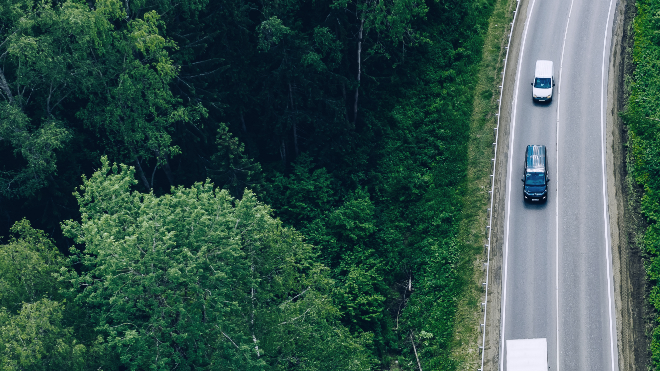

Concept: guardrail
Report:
left=479, top=0, right=521, bottom=370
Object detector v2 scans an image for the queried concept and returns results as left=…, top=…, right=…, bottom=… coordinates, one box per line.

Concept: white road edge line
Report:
left=501, top=0, right=616, bottom=369
left=600, top=0, right=616, bottom=368
left=480, top=0, right=522, bottom=368
left=555, top=0, right=576, bottom=369
left=500, top=0, right=536, bottom=369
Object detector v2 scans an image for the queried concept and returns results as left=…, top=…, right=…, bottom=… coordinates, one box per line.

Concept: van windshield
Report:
left=534, top=78, right=552, bottom=89
left=525, top=172, right=546, bottom=186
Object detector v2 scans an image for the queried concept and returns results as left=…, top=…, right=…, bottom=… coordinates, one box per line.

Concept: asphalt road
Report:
left=500, top=0, right=618, bottom=370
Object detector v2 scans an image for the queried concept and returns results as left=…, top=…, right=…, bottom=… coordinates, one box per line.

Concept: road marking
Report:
left=600, top=0, right=616, bottom=368
left=502, top=0, right=617, bottom=369
left=555, top=0, right=576, bottom=369
left=481, top=0, right=523, bottom=369
left=500, top=0, right=536, bottom=369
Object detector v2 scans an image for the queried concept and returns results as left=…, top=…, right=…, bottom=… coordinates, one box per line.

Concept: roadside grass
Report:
left=450, top=0, right=516, bottom=367
left=622, top=0, right=660, bottom=366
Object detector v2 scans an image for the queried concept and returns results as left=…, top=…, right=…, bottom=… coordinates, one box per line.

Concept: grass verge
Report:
left=450, top=0, right=516, bottom=367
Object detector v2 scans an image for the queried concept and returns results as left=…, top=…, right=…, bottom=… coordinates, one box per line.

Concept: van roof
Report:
left=535, top=60, right=553, bottom=78
left=526, top=145, right=546, bottom=171
left=506, top=338, right=548, bottom=371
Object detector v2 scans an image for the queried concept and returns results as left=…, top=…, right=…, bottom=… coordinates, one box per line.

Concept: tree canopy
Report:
left=59, top=157, right=374, bottom=370
left=0, top=0, right=498, bottom=368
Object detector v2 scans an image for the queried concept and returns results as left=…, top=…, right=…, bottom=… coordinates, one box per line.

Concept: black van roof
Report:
left=526, top=145, right=546, bottom=171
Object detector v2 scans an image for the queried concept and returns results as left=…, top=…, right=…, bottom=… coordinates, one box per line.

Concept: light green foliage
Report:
left=76, top=5, right=207, bottom=164
left=0, top=299, right=86, bottom=371
left=257, top=16, right=292, bottom=52
left=0, top=220, right=77, bottom=369
left=61, top=156, right=374, bottom=370
left=335, top=265, right=386, bottom=330
left=0, top=219, right=65, bottom=313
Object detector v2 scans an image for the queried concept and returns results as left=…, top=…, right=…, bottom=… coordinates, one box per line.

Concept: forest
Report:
left=0, top=0, right=498, bottom=369
left=623, top=0, right=660, bottom=367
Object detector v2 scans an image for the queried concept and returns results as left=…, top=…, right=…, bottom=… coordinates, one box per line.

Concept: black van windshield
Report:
left=525, top=172, right=545, bottom=185
left=534, top=78, right=552, bottom=89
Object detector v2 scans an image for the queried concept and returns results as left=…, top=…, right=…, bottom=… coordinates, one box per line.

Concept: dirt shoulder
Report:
left=482, top=0, right=530, bottom=369
left=606, top=0, right=652, bottom=370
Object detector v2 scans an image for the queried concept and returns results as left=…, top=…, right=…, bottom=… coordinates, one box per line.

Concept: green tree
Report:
left=207, top=124, right=264, bottom=197
left=330, top=0, right=429, bottom=123
left=0, top=219, right=65, bottom=313
left=61, top=156, right=374, bottom=370
left=265, top=153, right=340, bottom=228
left=0, top=299, right=85, bottom=371
left=0, top=0, right=204, bottom=197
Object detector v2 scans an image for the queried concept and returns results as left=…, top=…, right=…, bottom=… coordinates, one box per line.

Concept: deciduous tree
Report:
left=61, top=156, right=374, bottom=370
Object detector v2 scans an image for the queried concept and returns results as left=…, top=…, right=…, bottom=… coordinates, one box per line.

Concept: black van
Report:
left=522, top=145, right=549, bottom=202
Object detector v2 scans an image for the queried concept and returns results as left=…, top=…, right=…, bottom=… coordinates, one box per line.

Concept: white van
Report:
left=531, top=60, right=554, bottom=102
left=507, top=338, right=547, bottom=371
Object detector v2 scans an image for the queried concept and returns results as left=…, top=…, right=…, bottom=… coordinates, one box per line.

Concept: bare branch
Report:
left=283, top=286, right=310, bottom=305
left=50, top=90, right=71, bottom=115
left=0, top=32, right=17, bottom=51
left=252, top=335, right=260, bottom=357
left=150, top=161, right=158, bottom=189
left=221, top=330, right=240, bottom=350
left=180, top=67, right=225, bottom=79
left=410, top=331, right=422, bottom=371
left=183, top=33, right=217, bottom=48
left=182, top=58, right=223, bottom=67
left=0, top=65, right=14, bottom=103
left=279, top=307, right=312, bottom=325
left=134, top=158, right=152, bottom=191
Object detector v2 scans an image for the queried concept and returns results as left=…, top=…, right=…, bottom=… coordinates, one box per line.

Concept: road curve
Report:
left=499, top=0, right=618, bottom=370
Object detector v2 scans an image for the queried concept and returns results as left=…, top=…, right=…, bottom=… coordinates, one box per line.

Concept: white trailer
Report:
left=506, top=338, right=548, bottom=371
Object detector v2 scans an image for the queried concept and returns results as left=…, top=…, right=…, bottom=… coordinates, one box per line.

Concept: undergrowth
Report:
left=621, top=0, right=660, bottom=367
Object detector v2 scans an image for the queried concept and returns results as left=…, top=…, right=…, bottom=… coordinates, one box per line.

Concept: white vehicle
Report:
left=531, top=60, right=555, bottom=102
left=506, top=338, right=548, bottom=371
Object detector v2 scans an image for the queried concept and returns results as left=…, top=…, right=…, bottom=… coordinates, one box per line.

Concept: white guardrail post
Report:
left=480, top=0, right=521, bottom=370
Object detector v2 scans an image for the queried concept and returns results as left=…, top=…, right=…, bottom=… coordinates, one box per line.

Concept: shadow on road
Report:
left=522, top=200, right=549, bottom=210
left=531, top=99, right=553, bottom=107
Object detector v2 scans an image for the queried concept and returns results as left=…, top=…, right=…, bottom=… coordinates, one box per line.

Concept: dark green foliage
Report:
left=265, top=153, right=340, bottom=229
left=624, top=0, right=660, bottom=365
left=0, top=0, right=204, bottom=197
left=208, top=124, right=264, bottom=197
left=0, top=0, right=499, bottom=368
